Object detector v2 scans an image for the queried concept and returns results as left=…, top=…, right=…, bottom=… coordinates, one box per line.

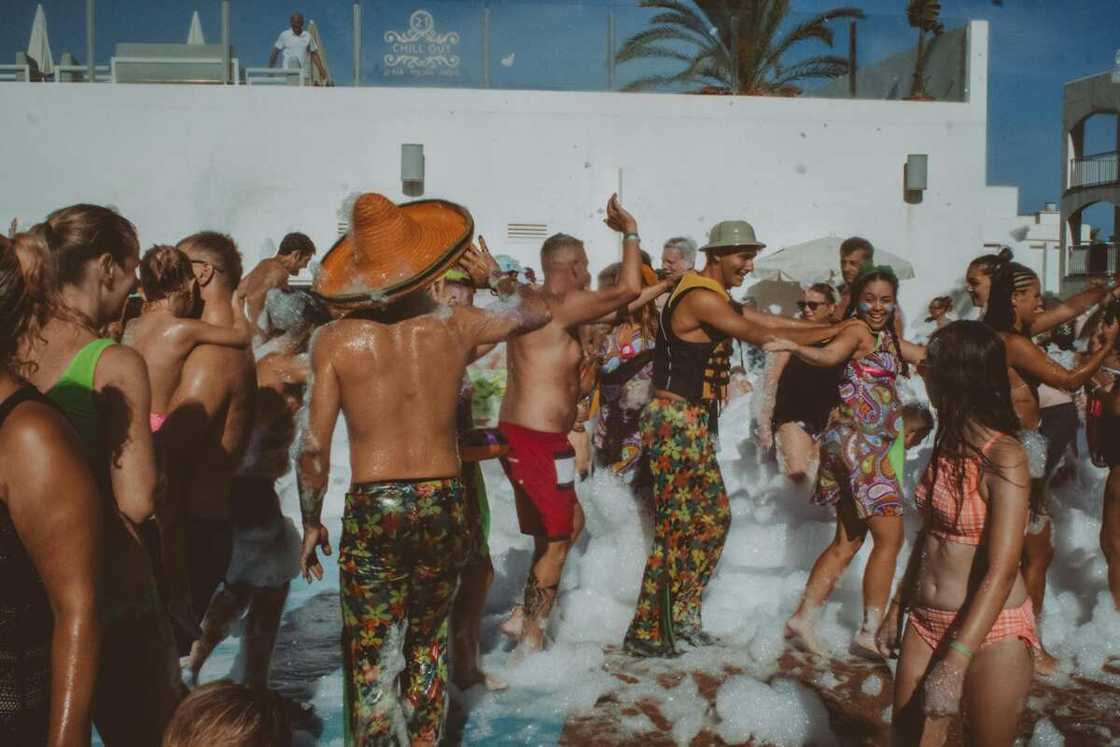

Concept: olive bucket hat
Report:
left=702, top=220, right=766, bottom=253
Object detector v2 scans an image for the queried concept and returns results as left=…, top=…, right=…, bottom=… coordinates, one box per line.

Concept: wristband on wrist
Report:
left=623, top=232, right=640, bottom=243
left=948, top=640, right=973, bottom=660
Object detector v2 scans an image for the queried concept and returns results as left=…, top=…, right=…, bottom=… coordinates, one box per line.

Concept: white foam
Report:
left=714, top=676, right=836, bottom=746
left=1029, top=718, right=1066, bottom=746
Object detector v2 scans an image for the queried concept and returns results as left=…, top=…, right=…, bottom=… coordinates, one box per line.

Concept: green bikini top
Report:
left=45, top=338, right=115, bottom=460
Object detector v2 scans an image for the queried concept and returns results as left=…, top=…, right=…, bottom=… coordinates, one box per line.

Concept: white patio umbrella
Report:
left=307, top=20, right=332, bottom=85
left=26, top=4, right=54, bottom=77
left=752, top=235, right=916, bottom=286
left=187, top=11, right=206, bottom=45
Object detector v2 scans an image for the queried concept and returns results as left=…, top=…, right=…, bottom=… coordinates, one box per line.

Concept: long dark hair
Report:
left=968, top=246, right=1013, bottom=279
left=981, top=248, right=1038, bottom=335
left=924, top=321, right=1022, bottom=506
left=843, top=268, right=907, bottom=376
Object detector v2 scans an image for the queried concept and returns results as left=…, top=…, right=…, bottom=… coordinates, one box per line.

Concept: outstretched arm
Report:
left=1032, top=283, right=1119, bottom=335
left=456, top=238, right=551, bottom=345
left=551, top=195, right=642, bottom=327
left=7, top=406, right=102, bottom=747
left=923, top=435, right=1029, bottom=718
left=297, top=327, right=341, bottom=581
left=689, top=291, right=842, bottom=347
left=1006, top=320, right=1118, bottom=392
left=763, top=324, right=867, bottom=368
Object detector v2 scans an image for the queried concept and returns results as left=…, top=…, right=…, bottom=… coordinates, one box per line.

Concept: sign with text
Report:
left=383, top=10, right=462, bottom=78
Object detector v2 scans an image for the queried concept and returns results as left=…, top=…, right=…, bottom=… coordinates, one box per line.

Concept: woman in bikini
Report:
left=15, top=207, right=184, bottom=744
left=1086, top=316, right=1120, bottom=609
left=982, top=255, right=1120, bottom=672
left=766, top=266, right=925, bottom=657
left=0, top=242, right=103, bottom=747
left=880, top=321, right=1034, bottom=746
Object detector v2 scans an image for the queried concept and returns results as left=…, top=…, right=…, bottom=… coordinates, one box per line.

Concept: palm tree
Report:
left=906, top=0, right=944, bottom=99
left=616, top=0, right=864, bottom=95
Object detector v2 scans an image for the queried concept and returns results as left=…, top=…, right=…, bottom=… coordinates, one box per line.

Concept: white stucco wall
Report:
left=2, top=21, right=998, bottom=321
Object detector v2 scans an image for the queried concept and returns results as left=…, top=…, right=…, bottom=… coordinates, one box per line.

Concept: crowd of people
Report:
left=1, top=195, right=1120, bottom=747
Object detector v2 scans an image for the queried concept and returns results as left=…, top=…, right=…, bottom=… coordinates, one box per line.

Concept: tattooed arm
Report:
left=296, top=324, right=341, bottom=581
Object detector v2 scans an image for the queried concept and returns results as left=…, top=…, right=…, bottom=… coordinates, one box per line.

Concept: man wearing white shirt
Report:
left=268, top=12, right=329, bottom=83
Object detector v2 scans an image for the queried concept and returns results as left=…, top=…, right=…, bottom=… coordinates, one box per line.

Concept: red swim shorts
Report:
left=498, top=421, right=578, bottom=540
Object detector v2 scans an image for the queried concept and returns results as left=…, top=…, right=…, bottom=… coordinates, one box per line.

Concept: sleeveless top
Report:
left=652, top=272, right=733, bottom=409
left=0, top=388, right=54, bottom=727
left=45, top=338, right=115, bottom=468
left=836, top=331, right=901, bottom=437
left=915, top=434, right=1007, bottom=546
left=772, top=343, right=841, bottom=434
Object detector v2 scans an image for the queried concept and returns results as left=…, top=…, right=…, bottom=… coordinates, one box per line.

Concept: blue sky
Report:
left=6, top=1, right=1120, bottom=228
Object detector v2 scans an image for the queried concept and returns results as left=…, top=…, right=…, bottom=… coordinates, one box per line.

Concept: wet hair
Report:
left=901, top=402, right=934, bottom=437
left=10, top=229, right=54, bottom=350
left=540, top=233, right=584, bottom=267
left=663, top=236, right=697, bottom=266
left=42, top=204, right=139, bottom=287
left=806, top=282, right=837, bottom=304
left=843, top=268, right=907, bottom=376
left=176, top=231, right=243, bottom=287
left=981, top=249, right=1038, bottom=335
left=277, top=232, right=316, bottom=258
left=924, top=321, right=1022, bottom=512
left=139, top=245, right=194, bottom=303
left=161, top=681, right=290, bottom=747
left=968, top=246, right=1013, bottom=277
left=840, top=236, right=874, bottom=259
left=0, top=243, right=30, bottom=373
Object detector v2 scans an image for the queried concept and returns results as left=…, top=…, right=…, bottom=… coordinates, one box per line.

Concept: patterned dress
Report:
left=592, top=321, right=654, bottom=473
left=814, top=333, right=904, bottom=519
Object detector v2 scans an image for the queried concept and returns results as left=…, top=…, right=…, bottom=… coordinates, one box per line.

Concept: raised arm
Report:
left=762, top=321, right=868, bottom=368
left=96, top=346, right=157, bottom=525
left=297, top=326, right=342, bottom=581
left=1032, top=283, right=1119, bottom=336
left=898, top=338, right=926, bottom=366
left=551, top=195, right=642, bottom=327
left=455, top=238, right=551, bottom=346
left=923, top=435, right=1029, bottom=718
left=6, top=405, right=102, bottom=747
left=1006, top=320, right=1118, bottom=392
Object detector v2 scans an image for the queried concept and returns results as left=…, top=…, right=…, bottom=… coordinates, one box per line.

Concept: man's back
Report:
left=173, top=344, right=256, bottom=518
left=239, top=259, right=289, bottom=330
left=501, top=312, right=583, bottom=434
left=315, top=310, right=479, bottom=482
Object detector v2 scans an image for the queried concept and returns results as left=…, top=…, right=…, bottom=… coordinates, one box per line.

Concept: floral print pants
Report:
left=339, top=479, right=470, bottom=746
left=623, top=398, right=731, bottom=656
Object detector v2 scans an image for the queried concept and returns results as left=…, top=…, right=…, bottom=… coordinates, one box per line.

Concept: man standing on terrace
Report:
left=268, top=12, right=329, bottom=83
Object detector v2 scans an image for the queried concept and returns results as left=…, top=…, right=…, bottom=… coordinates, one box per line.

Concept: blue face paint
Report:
left=859, top=301, right=895, bottom=315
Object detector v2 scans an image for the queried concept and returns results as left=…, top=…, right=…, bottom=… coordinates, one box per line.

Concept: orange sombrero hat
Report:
left=313, top=193, right=474, bottom=306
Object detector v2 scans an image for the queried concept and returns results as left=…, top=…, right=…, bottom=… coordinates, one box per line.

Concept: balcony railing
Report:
left=1067, top=243, right=1119, bottom=277
left=1069, top=151, right=1119, bottom=189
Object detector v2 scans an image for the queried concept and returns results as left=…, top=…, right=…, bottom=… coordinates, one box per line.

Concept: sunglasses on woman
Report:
left=797, top=301, right=827, bottom=311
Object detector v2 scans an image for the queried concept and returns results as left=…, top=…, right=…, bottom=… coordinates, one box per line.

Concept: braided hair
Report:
left=981, top=248, right=1038, bottom=336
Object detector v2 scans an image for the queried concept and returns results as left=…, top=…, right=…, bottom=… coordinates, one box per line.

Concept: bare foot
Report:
left=849, top=630, right=885, bottom=662
left=500, top=606, right=524, bottom=640
left=1034, top=646, right=1060, bottom=676
left=785, top=615, right=828, bottom=656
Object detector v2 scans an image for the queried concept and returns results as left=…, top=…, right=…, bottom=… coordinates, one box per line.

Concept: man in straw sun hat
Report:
left=623, top=217, right=850, bottom=658
left=296, top=193, right=549, bottom=744
left=495, top=194, right=646, bottom=655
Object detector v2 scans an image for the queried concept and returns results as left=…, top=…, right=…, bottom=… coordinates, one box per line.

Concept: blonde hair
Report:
left=161, top=681, right=290, bottom=747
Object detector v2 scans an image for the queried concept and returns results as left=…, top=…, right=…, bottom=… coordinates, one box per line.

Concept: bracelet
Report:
left=623, top=232, right=640, bottom=243
left=948, top=640, right=973, bottom=660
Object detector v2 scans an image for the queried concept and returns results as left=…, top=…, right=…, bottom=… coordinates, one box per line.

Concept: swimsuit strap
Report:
left=979, top=432, right=1003, bottom=455
left=0, top=387, right=45, bottom=429
left=53, top=338, right=115, bottom=392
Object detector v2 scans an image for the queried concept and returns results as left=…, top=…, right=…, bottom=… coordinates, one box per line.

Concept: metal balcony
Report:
left=1069, top=151, right=1119, bottom=189
left=1066, top=242, right=1119, bottom=277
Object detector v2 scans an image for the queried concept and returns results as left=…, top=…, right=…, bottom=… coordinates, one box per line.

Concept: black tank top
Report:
left=652, top=275, right=732, bottom=408
left=772, top=346, right=842, bottom=434
left=0, top=388, right=54, bottom=730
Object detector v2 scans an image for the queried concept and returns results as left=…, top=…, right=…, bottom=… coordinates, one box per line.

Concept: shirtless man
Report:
left=188, top=290, right=327, bottom=687
left=160, top=232, right=258, bottom=652
left=238, top=232, right=316, bottom=336
left=298, top=239, right=549, bottom=745
left=498, top=195, right=644, bottom=653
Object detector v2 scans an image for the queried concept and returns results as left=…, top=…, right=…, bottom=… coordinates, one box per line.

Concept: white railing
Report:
left=1069, top=151, right=1119, bottom=189
left=1067, top=243, right=1119, bottom=276
left=53, top=64, right=111, bottom=83
left=245, top=67, right=306, bottom=86
left=0, top=64, right=31, bottom=82
left=110, top=57, right=239, bottom=85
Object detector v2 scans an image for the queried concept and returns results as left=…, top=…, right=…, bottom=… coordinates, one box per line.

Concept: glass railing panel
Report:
left=361, top=0, right=485, bottom=89
left=486, top=1, right=611, bottom=92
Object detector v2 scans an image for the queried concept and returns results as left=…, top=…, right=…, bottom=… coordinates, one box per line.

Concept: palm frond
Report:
left=616, top=26, right=718, bottom=65
left=769, top=55, right=851, bottom=86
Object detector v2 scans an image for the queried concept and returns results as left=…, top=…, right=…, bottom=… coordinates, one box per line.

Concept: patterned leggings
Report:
left=623, top=398, right=731, bottom=656
left=339, top=479, right=470, bottom=746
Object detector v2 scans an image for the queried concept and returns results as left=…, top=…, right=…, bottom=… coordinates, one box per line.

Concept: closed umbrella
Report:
left=187, top=11, right=206, bottom=45
left=752, top=235, right=916, bottom=285
left=307, top=20, right=331, bottom=85
left=26, top=4, right=54, bottom=78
